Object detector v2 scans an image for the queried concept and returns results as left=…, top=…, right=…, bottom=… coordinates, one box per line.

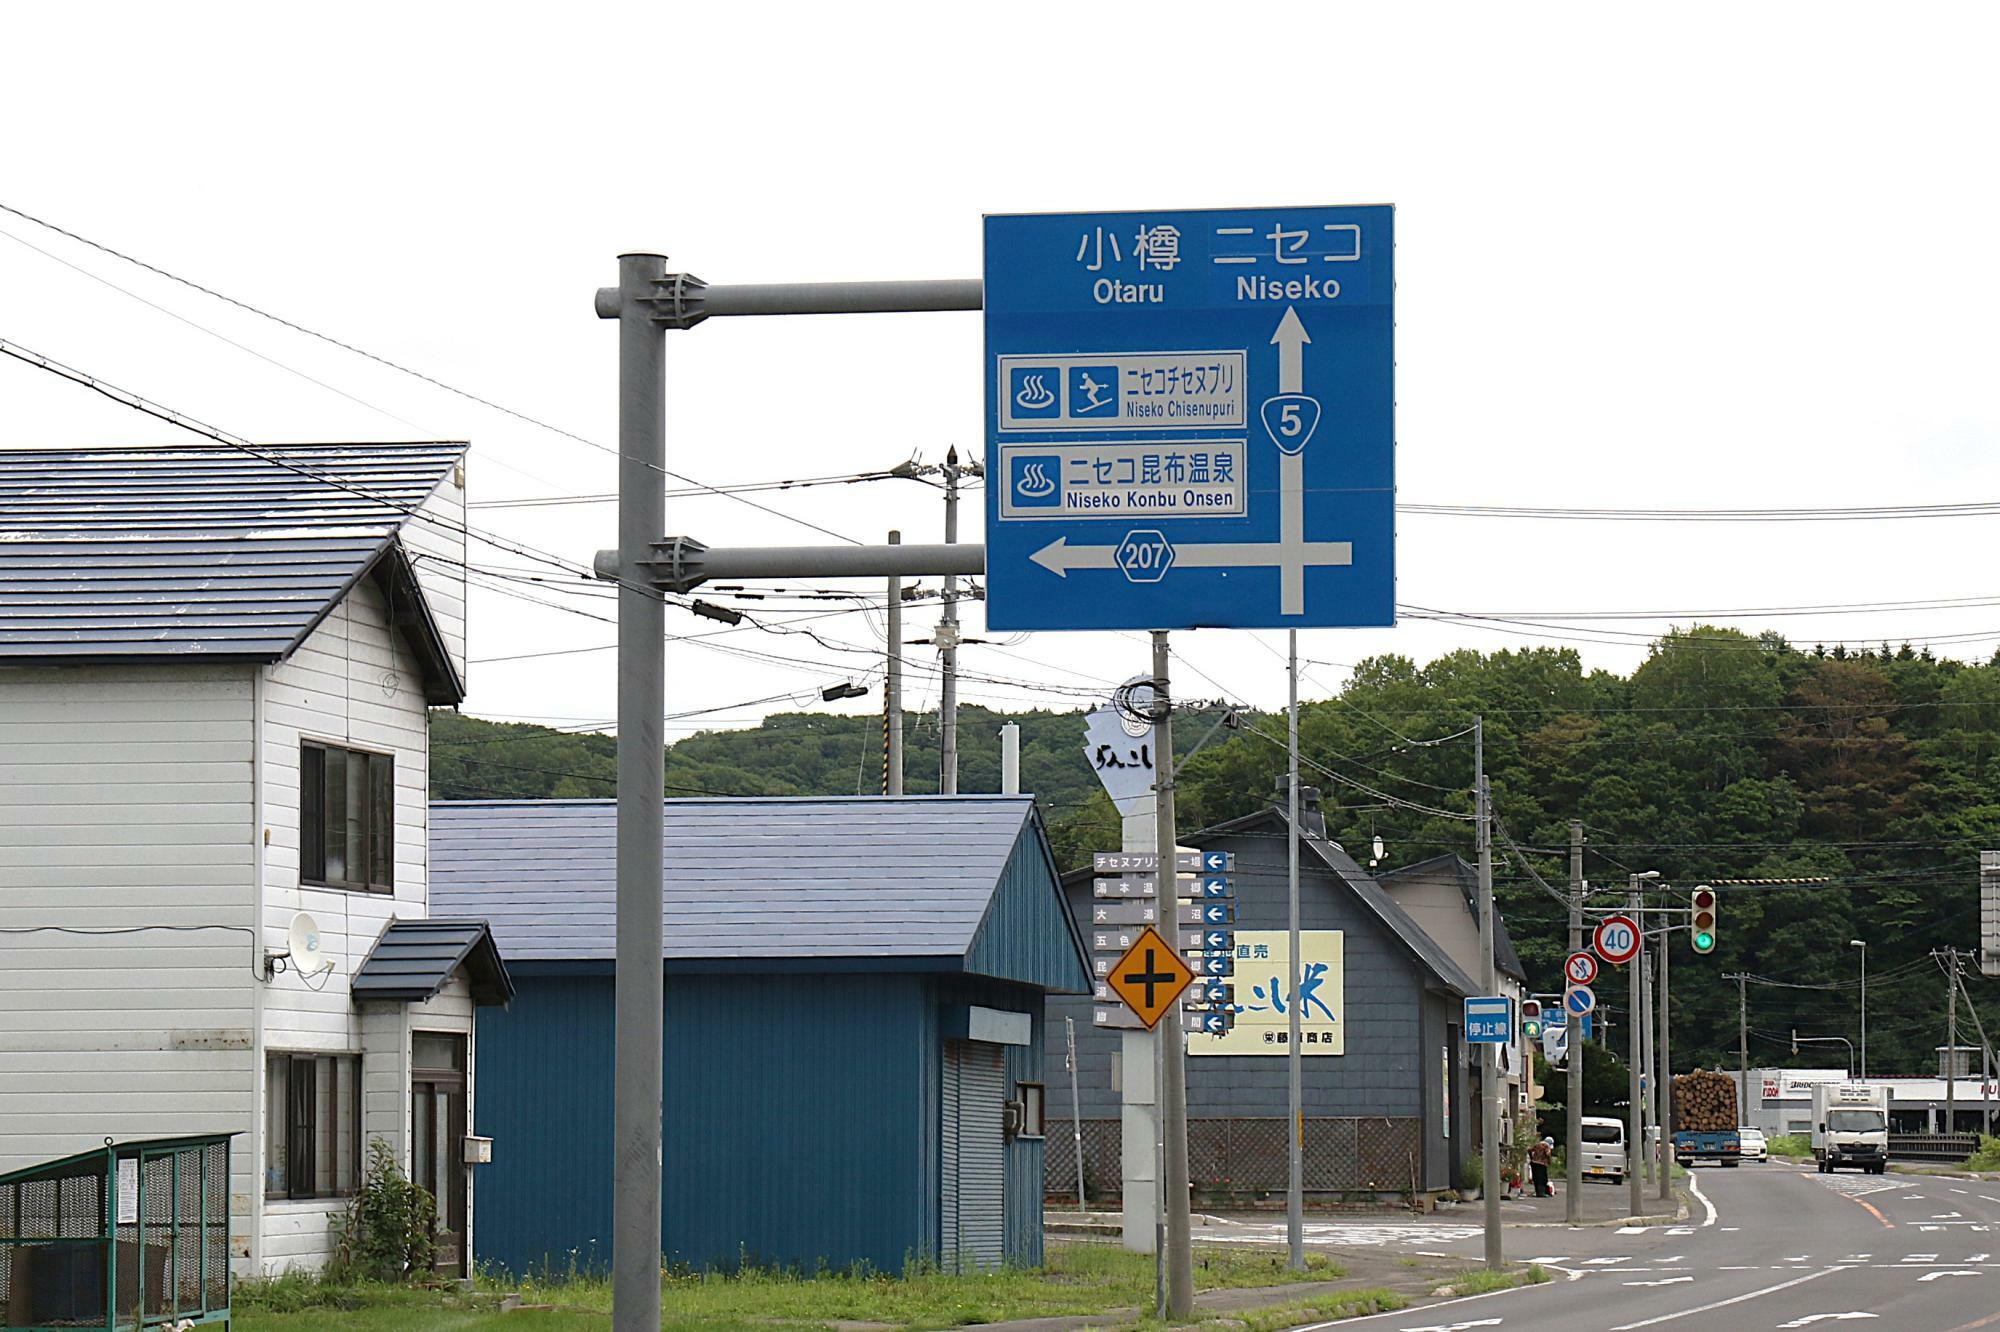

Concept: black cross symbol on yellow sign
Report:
left=1106, top=925, right=1197, bottom=1029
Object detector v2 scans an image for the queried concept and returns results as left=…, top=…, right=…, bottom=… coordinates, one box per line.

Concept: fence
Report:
left=1046, top=1117, right=1424, bottom=1203
left=0, top=1135, right=233, bottom=1331
left=1889, top=1132, right=1982, bottom=1164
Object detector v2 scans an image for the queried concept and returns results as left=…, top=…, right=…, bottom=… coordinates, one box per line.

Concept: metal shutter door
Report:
left=941, top=1041, right=961, bottom=1268
left=956, top=1041, right=1006, bottom=1271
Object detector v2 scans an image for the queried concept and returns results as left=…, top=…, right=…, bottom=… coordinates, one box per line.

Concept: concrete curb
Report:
left=1889, top=1163, right=2000, bottom=1181
left=1508, top=1189, right=1690, bottom=1229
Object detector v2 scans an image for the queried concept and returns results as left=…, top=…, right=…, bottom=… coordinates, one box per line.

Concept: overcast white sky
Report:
left=6, top=4, right=1998, bottom=741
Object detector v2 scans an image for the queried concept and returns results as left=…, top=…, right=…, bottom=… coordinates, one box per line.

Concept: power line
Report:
left=0, top=198, right=858, bottom=544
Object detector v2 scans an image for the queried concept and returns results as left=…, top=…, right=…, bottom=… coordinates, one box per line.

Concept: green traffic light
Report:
left=1693, top=930, right=1715, bottom=952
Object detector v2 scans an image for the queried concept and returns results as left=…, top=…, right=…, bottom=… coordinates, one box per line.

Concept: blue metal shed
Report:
left=430, top=796, right=1089, bottom=1278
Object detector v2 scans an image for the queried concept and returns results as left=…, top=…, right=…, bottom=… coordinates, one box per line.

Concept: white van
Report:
left=1578, top=1116, right=1628, bottom=1184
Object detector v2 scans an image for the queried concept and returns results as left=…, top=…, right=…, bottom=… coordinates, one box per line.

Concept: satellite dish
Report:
left=287, top=912, right=331, bottom=977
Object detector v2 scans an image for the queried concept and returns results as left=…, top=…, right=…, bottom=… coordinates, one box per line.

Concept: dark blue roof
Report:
left=0, top=442, right=464, bottom=694
left=429, top=797, right=1087, bottom=986
left=350, top=918, right=513, bottom=1007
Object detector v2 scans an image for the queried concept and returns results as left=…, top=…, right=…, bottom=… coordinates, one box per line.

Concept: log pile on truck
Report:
left=1673, top=1069, right=1738, bottom=1131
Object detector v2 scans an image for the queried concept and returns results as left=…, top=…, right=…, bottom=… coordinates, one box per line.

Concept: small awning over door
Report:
left=350, top=918, right=514, bottom=1006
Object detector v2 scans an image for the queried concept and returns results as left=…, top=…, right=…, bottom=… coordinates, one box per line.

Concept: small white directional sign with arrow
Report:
left=984, top=206, right=1394, bottom=631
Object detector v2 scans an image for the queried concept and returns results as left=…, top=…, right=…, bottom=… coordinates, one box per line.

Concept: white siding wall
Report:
left=0, top=664, right=261, bottom=1262
left=257, top=573, right=435, bottom=1272
left=400, top=463, right=468, bottom=689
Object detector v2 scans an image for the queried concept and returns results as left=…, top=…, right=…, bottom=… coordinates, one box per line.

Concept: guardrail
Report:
left=1889, top=1132, right=1981, bottom=1163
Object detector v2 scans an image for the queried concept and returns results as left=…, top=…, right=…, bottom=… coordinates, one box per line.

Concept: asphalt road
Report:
left=1298, top=1160, right=2000, bottom=1331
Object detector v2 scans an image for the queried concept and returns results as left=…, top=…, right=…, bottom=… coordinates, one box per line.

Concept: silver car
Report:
left=1738, top=1126, right=1769, bottom=1162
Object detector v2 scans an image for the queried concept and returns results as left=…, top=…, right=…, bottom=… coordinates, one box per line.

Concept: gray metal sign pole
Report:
left=1286, top=631, right=1304, bottom=1270
left=1628, top=879, right=1644, bottom=1217
left=594, top=268, right=978, bottom=1331
left=886, top=530, right=903, bottom=796
left=1567, top=821, right=1584, bottom=1223
left=1152, top=632, right=1195, bottom=1319
left=940, top=454, right=964, bottom=795
left=605, top=253, right=669, bottom=1332
left=1475, top=719, right=1501, bottom=1268
left=1658, top=923, right=1672, bottom=1200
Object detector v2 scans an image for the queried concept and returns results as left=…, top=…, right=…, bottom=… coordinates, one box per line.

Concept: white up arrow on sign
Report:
left=1027, top=306, right=1351, bottom=614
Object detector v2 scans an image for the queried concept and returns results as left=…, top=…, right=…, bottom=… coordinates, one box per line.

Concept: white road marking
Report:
left=1935, top=1212, right=1964, bottom=1218
left=1395, top=1320, right=1502, bottom=1332
left=1971, top=1252, right=1990, bottom=1261
left=1981, top=1195, right=2000, bottom=1203
left=1776, top=1316, right=1877, bottom=1327
left=1688, top=1173, right=1717, bottom=1226
left=1784, top=1256, right=1812, bottom=1262
left=1721, top=1226, right=1741, bottom=1232
left=1617, top=1226, right=1648, bottom=1234
left=1624, top=1277, right=1694, bottom=1287
left=1609, top=1267, right=1843, bottom=1330
left=1837, top=1254, right=1870, bottom=1262
left=1584, top=1256, right=1633, bottom=1265
left=1521, top=1256, right=1570, bottom=1264
left=1952, top=1188, right=1971, bottom=1195
left=1917, top=1269, right=1980, bottom=1281
left=1901, top=1254, right=1939, bottom=1262
left=1666, top=1227, right=1694, bottom=1236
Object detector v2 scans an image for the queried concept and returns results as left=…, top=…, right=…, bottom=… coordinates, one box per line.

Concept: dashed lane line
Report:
left=1608, top=1266, right=1844, bottom=1330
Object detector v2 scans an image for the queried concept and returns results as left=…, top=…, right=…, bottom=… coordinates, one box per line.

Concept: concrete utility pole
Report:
left=885, top=531, right=903, bottom=795
left=1658, top=923, right=1672, bottom=1201
left=1638, top=938, right=1653, bottom=1188
left=1475, top=717, right=1501, bottom=1268
left=1286, top=630, right=1304, bottom=1270
left=595, top=265, right=981, bottom=1331
left=1567, top=821, right=1585, bottom=1223
left=1948, top=947, right=1960, bottom=1131
left=1066, top=1015, right=1087, bottom=1214
left=937, top=451, right=972, bottom=794
left=1732, top=973, right=1749, bottom=1120
left=606, top=253, right=668, bottom=1332
left=1626, top=871, right=1659, bottom=1217
left=1854, top=939, right=1869, bottom=1080
left=1152, top=632, right=1195, bottom=1319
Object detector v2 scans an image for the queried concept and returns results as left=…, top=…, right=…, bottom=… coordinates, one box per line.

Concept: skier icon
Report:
left=1069, top=365, right=1118, bottom=418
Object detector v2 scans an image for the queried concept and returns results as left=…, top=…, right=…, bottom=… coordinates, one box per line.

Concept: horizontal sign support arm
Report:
left=597, top=275, right=982, bottom=328
left=595, top=536, right=987, bottom=592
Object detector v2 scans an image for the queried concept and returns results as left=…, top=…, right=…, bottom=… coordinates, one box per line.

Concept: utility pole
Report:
left=1475, top=717, right=1501, bottom=1268
left=1658, top=920, right=1672, bottom=1201
left=1152, top=632, right=1194, bottom=1319
left=939, top=451, right=964, bottom=794
left=1625, top=870, right=1659, bottom=1214
left=1066, top=1015, right=1086, bottom=1215
left=1638, top=938, right=1653, bottom=1187
left=1948, top=947, right=1960, bottom=1132
left=884, top=530, right=903, bottom=796
left=607, top=253, right=668, bottom=1332
left=1566, top=821, right=1584, bottom=1223
left=1730, top=973, right=1749, bottom=1122
left=1286, top=630, right=1304, bottom=1270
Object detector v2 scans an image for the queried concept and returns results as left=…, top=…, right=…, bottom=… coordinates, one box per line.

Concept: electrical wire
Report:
left=0, top=199, right=859, bottom=544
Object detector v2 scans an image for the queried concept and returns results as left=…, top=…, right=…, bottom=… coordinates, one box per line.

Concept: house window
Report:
left=300, top=743, right=394, bottom=891
left=1016, top=1082, right=1046, bottom=1139
left=265, top=1053, right=361, bottom=1199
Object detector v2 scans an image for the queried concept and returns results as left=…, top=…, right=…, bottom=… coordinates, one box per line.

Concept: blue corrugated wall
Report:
left=964, top=824, right=1091, bottom=994
left=476, top=969, right=935, bottom=1277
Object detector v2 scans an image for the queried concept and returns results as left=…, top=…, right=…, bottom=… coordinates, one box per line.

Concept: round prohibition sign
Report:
left=1565, top=984, right=1596, bottom=1016
left=1564, top=951, right=1599, bottom=986
left=1593, top=914, right=1642, bottom=966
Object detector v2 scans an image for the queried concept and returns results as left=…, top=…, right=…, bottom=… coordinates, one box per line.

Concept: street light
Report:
left=1850, top=940, right=1867, bottom=1079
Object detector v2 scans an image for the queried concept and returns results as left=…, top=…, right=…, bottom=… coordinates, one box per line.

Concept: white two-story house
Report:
left=0, top=442, right=511, bottom=1276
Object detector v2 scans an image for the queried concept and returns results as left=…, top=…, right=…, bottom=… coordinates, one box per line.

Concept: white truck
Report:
left=1811, top=1082, right=1891, bottom=1174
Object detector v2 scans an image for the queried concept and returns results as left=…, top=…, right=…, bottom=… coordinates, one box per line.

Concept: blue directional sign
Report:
left=1464, top=995, right=1514, bottom=1044
left=984, top=206, right=1394, bottom=631
left=1548, top=1009, right=1595, bottom=1040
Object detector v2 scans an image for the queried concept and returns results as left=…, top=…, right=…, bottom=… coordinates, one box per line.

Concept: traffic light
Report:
left=1691, top=886, right=1718, bottom=954
left=1522, top=998, right=1544, bottom=1039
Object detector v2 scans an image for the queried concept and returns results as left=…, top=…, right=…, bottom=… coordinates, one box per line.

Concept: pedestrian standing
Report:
left=1529, top=1136, right=1555, bottom=1197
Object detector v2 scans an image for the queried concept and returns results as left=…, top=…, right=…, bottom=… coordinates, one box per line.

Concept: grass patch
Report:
left=1436, top=1264, right=1551, bottom=1297
left=237, top=1243, right=1352, bottom=1331
left=1177, top=1288, right=1408, bottom=1332
left=1964, top=1135, right=2000, bottom=1172
left=1767, top=1134, right=1814, bottom=1160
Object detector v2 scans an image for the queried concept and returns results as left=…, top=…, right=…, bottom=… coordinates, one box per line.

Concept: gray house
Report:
left=1377, top=854, right=1535, bottom=1139
left=1045, top=794, right=1478, bottom=1204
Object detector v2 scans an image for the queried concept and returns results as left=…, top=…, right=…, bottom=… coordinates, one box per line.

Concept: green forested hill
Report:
left=431, top=627, right=2000, bottom=1079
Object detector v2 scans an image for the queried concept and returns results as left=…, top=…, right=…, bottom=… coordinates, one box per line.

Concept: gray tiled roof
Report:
left=0, top=442, right=463, bottom=665
left=350, top=918, right=514, bottom=1007
left=429, top=796, right=1042, bottom=963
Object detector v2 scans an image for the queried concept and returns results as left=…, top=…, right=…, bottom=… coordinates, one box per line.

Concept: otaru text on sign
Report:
left=983, top=206, right=1395, bottom=632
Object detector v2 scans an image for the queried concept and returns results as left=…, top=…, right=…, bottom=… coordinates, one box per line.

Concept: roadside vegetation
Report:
left=1766, top=1134, right=1813, bottom=1159
left=236, top=1242, right=1416, bottom=1331
left=1963, top=1135, right=2000, bottom=1172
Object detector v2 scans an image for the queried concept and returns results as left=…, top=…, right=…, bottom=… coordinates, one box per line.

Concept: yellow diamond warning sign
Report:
left=1106, top=925, right=1197, bottom=1030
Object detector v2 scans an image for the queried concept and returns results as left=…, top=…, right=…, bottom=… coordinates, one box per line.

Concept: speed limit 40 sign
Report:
left=1593, top=914, right=1642, bottom=966
left=1564, top=951, right=1599, bottom=986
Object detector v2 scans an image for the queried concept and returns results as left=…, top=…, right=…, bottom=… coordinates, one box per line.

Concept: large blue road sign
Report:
left=1464, top=995, right=1514, bottom=1044
left=984, top=206, right=1394, bottom=632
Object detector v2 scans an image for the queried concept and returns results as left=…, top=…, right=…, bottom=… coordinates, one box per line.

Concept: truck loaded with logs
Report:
left=1672, top=1068, right=1743, bottom=1167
